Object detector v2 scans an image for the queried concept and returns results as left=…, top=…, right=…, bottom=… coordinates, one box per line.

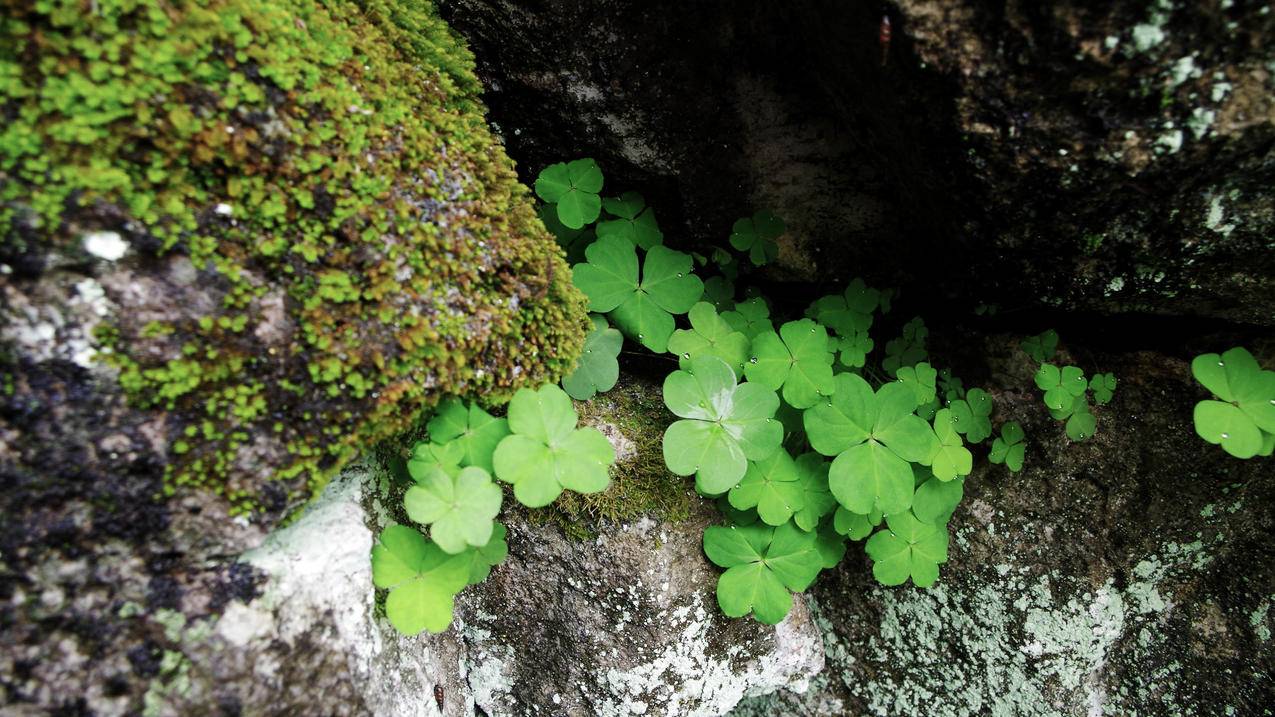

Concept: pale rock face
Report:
left=198, top=458, right=822, bottom=717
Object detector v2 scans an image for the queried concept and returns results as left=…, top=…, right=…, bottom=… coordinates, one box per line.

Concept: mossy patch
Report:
left=531, top=372, right=697, bottom=539
left=2, top=0, right=588, bottom=511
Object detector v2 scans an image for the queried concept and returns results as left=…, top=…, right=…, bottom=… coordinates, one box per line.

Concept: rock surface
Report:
left=441, top=0, right=1275, bottom=324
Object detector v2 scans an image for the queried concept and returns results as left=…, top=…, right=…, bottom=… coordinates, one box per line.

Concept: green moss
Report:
left=1, top=0, right=588, bottom=511
left=532, top=373, right=697, bottom=539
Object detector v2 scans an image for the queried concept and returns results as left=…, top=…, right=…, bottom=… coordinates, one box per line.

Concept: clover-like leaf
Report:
left=404, top=466, right=503, bottom=554
left=912, top=476, right=964, bottom=525
left=662, top=356, right=783, bottom=495
left=833, top=505, right=883, bottom=540
left=492, top=385, right=615, bottom=507
left=1020, top=329, right=1059, bottom=363
left=929, top=408, right=973, bottom=481
left=1034, top=363, right=1088, bottom=411
left=371, top=525, right=471, bottom=635
left=883, top=317, right=928, bottom=375
left=865, top=511, right=949, bottom=587
left=572, top=236, right=704, bottom=353
left=938, top=368, right=965, bottom=402
left=562, top=315, right=623, bottom=400
left=721, top=296, right=774, bottom=339
left=804, top=373, right=939, bottom=515
left=538, top=204, right=593, bottom=264
left=668, top=302, right=750, bottom=375
left=534, top=159, right=603, bottom=229
left=461, top=522, right=508, bottom=585
left=704, top=521, right=822, bottom=624
left=896, top=362, right=937, bottom=407
left=1089, top=372, right=1117, bottom=405
left=729, top=210, right=784, bottom=266
left=703, top=276, right=735, bottom=312
left=988, top=420, right=1026, bottom=472
left=792, top=453, right=837, bottom=532
left=427, top=399, right=511, bottom=473
left=745, top=319, right=837, bottom=409
left=729, top=449, right=805, bottom=526
left=1065, top=399, right=1097, bottom=442
left=815, top=522, right=847, bottom=568
left=597, top=191, right=663, bottom=249
left=948, top=387, right=993, bottom=443
left=1190, top=347, right=1275, bottom=459
left=407, top=440, right=464, bottom=480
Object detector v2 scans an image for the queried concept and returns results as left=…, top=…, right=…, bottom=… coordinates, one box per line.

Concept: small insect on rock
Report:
left=879, top=14, right=892, bottom=67
left=434, top=684, right=444, bottom=712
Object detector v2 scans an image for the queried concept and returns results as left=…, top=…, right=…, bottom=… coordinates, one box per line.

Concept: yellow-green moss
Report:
left=1, top=0, right=588, bottom=510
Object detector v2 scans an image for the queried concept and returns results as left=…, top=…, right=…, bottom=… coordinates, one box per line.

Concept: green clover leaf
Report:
left=461, top=522, right=508, bottom=585
left=745, top=319, right=837, bottom=409
left=492, top=385, right=615, bottom=507
left=562, top=315, right=623, bottom=400
left=896, top=362, right=937, bottom=407
left=1034, top=363, right=1088, bottom=411
left=792, top=452, right=837, bottom=532
left=836, top=329, right=874, bottom=369
left=668, top=302, right=750, bottom=375
left=427, top=399, right=511, bottom=473
left=728, top=210, right=784, bottom=266
left=703, top=276, right=736, bottom=312
left=947, top=387, right=993, bottom=443
left=815, top=522, right=847, bottom=568
left=883, top=317, right=928, bottom=375
left=404, top=466, right=503, bottom=554
left=804, top=373, right=938, bottom=515
left=662, top=356, right=783, bottom=495
left=865, top=511, right=949, bottom=587
left=407, top=440, right=464, bottom=480
left=371, top=525, right=471, bottom=635
left=1089, top=372, right=1117, bottom=405
left=572, top=236, right=704, bottom=353
left=728, top=448, right=805, bottom=527
left=929, top=408, right=973, bottom=481
left=1066, top=399, right=1097, bottom=442
left=597, top=191, right=663, bottom=249
left=988, top=420, right=1026, bottom=472
left=1191, top=347, right=1275, bottom=459
left=534, top=158, right=603, bottom=229
left=833, top=505, right=883, bottom=540
left=704, top=521, right=822, bottom=624
left=538, top=204, right=593, bottom=264
left=1020, top=329, right=1059, bottom=363
left=938, top=368, right=965, bottom=402
left=721, top=296, right=774, bottom=339
left=912, top=476, right=964, bottom=525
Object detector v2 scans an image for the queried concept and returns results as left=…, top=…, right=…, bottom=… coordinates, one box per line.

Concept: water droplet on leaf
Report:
left=1221, top=432, right=1230, bottom=439
left=749, top=356, right=758, bottom=364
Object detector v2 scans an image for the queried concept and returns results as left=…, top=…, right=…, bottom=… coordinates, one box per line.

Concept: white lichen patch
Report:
left=1205, top=194, right=1237, bottom=237
left=83, top=231, right=129, bottom=261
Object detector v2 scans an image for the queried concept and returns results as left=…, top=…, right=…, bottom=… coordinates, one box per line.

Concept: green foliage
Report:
left=597, top=191, right=663, bottom=249
left=883, top=318, right=928, bottom=375
left=562, top=315, right=623, bottom=400
left=729, top=210, right=784, bottom=266
left=928, top=408, right=973, bottom=481
left=947, top=387, right=993, bottom=443
left=1191, top=347, right=1275, bottom=459
left=492, top=384, right=615, bottom=507
left=988, top=421, right=1026, bottom=472
left=703, top=522, right=822, bottom=624
left=728, top=449, right=804, bottom=526
left=1020, top=329, right=1059, bottom=363
left=865, top=512, right=949, bottom=588
left=805, top=374, right=937, bottom=515
left=721, top=297, right=774, bottom=339
left=572, top=236, right=704, bottom=353
left=661, top=356, right=783, bottom=494
left=426, top=399, right=510, bottom=473
left=913, top=476, right=964, bottom=524
left=535, top=159, right=604, bottom=229
left=896, top=363, right=937, bottom=407
left=371, top=525, right=472, bottom=635
left=745, top=319, right=837, bottom=409
left=792, top=453, right=837, bottom=532
left=1090, top=373, right=1117, bottom=405
left=703, top=276, right=736, bottom=312
left=1034, top=364, right=1088, bottom=412
left=405, top=466, right=503, bottom=554
left=668, top=302, right=750, bottom=375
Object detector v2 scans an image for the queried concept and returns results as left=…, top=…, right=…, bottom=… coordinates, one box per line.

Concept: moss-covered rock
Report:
left=1, top=0, right=586, bottom=506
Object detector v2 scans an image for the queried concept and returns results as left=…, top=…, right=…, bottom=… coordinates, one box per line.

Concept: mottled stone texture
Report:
left=442, top=0, right=1274, bottom=324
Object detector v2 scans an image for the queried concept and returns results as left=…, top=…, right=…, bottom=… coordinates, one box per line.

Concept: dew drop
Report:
left=698, top=400, right=707, bottom=408
left=810, top=327, right=816, bottom=333
left=749, top=356, right=759, bottom=364
left=676, top=272, right=684, bottom=278
left=682, top=352, right=691, bottom=359
left=1218, top=361, right=1225, bottom=367
left=1221, top=432, right=1230, bottom=439
left=637, top=333, right=644, bottom=340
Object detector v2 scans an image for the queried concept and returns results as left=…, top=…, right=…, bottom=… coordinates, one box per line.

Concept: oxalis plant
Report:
left=1190, top=346, right=1275, bottom=459
left=1022, top=329, right=1118, bottom=443
left=372, top=158, right=1051, bottom=635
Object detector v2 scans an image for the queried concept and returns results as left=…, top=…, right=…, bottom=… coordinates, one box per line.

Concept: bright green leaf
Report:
left=492, top=385, right=614, bottom=507
left=728, top=210, right=784, bottom=266
left=668, top=302, right=750, bottom=375
left=427, top=399, right=511, bottom=473
left=562, top=315, right=623, bottom=400
left=744, top=319, right=837, bottom=409
left=864, top=512, right=949, bottom=588
left=404, top=466, right=503, bottom=554
left=371, top=525, right=470, bottom=635
left=729, top=449, right=805, bottom=526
